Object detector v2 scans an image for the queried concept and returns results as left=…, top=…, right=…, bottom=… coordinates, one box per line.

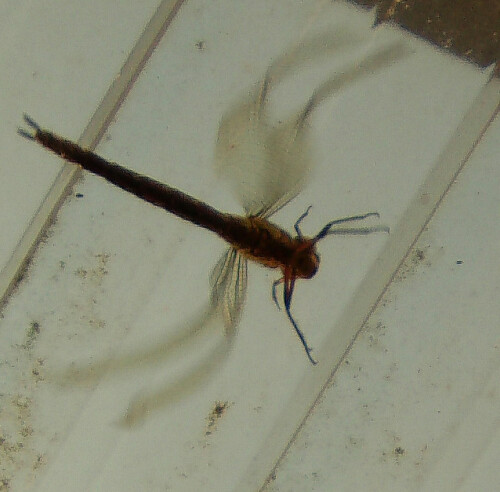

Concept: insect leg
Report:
left=315, top=212, right=382, bottom=240
left=272, top=278, right=284, bottom=310
left=283, top=274, right=317, bottom=365
left=294, top=205, right=313, bottom=237
left=18, top=113, right=40, bottom=140
left=324, top=225, right=390, bottom=236
left=284, top=303, right=317, bottom=365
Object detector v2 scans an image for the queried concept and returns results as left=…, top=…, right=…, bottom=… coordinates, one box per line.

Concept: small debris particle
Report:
left=205, top=401, right=229, bottom=436
left=395, top=446, right=405, bottom=456
left=29, top=321, right=40, bottom=337
left=415, top=249, right=425, bottom=261
left=24, top=321, right=41, bottom=349
left=21, top=425, right=33, bottom=438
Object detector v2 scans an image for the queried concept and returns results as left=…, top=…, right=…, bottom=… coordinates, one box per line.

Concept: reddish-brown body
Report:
left=19, top=115, right=387, bottom=365
left=219, top=215, right=318, bottom=279
left=18, top=31, right=404, bottom=392
left=31, top=125, right=319, bottom=284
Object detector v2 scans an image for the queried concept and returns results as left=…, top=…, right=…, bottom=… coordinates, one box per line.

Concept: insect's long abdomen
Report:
left=33, top=128, right=235, bottom=235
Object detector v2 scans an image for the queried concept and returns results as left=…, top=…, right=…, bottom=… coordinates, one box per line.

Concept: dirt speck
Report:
left=23, top=321, right=41, bottom=350
left=394, top=446, right=405, bottom=456
left=205, top=401, right=229, bottom=436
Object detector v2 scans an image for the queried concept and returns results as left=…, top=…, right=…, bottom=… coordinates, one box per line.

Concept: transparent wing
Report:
left=214, top=29, right=408, bottom=219
left=262, top=27, right=371, bottom=94
left=210, top=247, right=248, bottom=336
left=214, top=88, right=300, bottom=217
left=214, top=29, right=369, bottom=218
left=260, top=41, right=410, bottom=219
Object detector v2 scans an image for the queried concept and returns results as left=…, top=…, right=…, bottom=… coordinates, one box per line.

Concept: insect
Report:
left=19, top=33, right=405, bottom=365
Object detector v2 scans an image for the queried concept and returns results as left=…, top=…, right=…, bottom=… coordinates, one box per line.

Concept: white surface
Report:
left=0, top=1, right=498, bottom=491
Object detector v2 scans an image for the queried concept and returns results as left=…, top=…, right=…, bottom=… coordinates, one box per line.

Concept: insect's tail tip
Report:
left=18, top=113, right=40, bottom=140
left=17, top=127, right=35, bottom=140
left=22, top=113, right=40, bottom=128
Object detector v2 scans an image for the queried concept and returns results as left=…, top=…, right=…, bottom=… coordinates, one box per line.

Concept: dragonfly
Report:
left=19, top=32, right=406, bottom=366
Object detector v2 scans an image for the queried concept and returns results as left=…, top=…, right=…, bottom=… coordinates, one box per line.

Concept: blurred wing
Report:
left=214, top=29, right=408, bottom=219
left=210, top=247, right=248, bottom=336
left=259, top=41, right=410, bottom=219
left=215, top=94, right=312, bottom=218
left=310, top=41, right=410, bottom=116
left=214, top=28, right=371, bottom=218
left=263, top=28, right=371, bottom=90
left=214, top=95, right=279, bottom=217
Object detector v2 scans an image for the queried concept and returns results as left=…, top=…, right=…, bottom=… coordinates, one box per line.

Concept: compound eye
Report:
left=296, top=251, right=319, bottom=279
